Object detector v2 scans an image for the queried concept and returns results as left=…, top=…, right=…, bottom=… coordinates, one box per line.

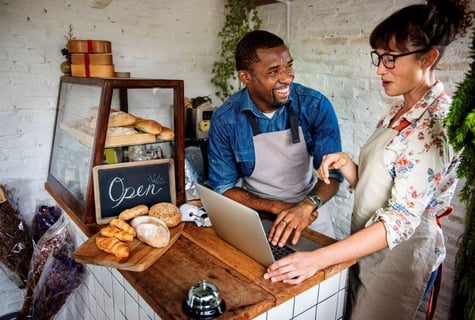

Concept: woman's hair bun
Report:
left=426, top=0, right=474, bottom=42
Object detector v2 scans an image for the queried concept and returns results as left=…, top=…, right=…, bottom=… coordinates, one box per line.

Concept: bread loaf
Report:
left=107, top=126, right=138, bottom=136
left=118, top=204, right=148, bottom=220
left=148, top=202, right=181, bottom=228
left=100, top=225, right=134, bottom=242
left=110, top=218, right=136, bottom=237
left=131, top=216, right=170, bottom=248
left=157, top=126, right=174, bottom=140
left=96, top=236, right=130, bottom=258
left=134, top=119, right=162, bottom=135
left=108, top=111, right=136, bottom=127
left=130, top=215, right=160, bottom=228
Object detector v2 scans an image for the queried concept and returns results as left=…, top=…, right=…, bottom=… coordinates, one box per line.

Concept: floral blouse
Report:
left=365, top=81, right=459, bottom=265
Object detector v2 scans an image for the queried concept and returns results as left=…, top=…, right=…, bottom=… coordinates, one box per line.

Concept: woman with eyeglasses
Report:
left=263, top=0, right=473, bottom=318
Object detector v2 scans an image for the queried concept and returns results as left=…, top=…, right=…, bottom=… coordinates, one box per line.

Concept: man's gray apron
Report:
left=348, top=124, right=438, bottom=319
left=242, top=106, right=335, bottom=237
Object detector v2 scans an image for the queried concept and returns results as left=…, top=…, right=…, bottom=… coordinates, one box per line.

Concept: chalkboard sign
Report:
left=93, top=159, right=176, bottom=224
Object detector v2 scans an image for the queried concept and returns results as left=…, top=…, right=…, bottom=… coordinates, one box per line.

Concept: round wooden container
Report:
left=71, top=64, right=115, bottom=77
left=68, top=40, right=112, bottom=53
left=71, top=53, right=113, bottom=65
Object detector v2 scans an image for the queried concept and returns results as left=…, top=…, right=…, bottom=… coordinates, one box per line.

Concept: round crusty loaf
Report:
left=131, top=216, right=170, bottom=248
left=134, top=119, right=162, bottom=135
left=118, top=204, right=149, bottom=220
left=148, top=202, right=181, bottom=228
left=157, top=126, right=174, bottom=140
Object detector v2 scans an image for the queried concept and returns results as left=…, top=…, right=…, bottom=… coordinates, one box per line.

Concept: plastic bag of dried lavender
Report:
left=32, top=253, right=83, bottom=320
left=32, top=204, right=62, bottom=243
left=17, top=214, right=73, bottom=319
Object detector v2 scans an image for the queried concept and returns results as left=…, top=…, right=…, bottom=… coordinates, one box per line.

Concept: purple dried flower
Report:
left=32, top=254, right=83, bottom=320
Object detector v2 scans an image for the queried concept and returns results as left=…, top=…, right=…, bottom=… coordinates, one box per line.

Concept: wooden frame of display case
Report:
left=45, top=76, right=185, bottom=225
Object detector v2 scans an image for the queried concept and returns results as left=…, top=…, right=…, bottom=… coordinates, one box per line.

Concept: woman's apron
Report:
left=348, top=125, right=439, bottom=319
left=242, top=107, right=335, bottom=237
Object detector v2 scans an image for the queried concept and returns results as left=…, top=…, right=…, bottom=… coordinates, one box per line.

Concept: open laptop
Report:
left=195, top=183, right=321, bottom=267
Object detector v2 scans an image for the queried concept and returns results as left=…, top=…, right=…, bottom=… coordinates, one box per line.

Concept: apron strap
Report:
left=244, top=111, right=261, bottom=136
left=244, top=104, right=300, bottom=144
left=425, top=206, right=452, bottom=320
left=288, top=106, right=301, bottom=144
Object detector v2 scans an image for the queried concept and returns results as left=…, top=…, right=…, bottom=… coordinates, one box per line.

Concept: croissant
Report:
left=100, top=225, right=134, bottom=242
left=110, top=218, right=136, bottom=237
left=96, top=236, right=130, bottom=258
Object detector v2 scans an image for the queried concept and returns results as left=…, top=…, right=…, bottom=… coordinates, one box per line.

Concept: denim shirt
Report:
left=208, top=82, right=343, bottom=195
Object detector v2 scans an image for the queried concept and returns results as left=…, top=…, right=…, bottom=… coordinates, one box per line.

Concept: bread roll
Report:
left=118, top=204, right=149, bottom=220
left=131, top=216, right=170, bottom=248
left=157, top=126, right=175, bottom=140
left=108, top=111, right=136, bottom=127
left=134, top=119, right=162, bottom=135
left=148, top=202, right=181, bottom=228
left=100, top=225, right=134, bottom=242
left=110, top=218, right=136, bottom=237
left=96, top=236, right=130, bottom=258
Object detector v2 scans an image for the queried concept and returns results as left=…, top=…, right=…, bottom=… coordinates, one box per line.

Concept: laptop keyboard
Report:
left=269, top=243, right=295, bottom=260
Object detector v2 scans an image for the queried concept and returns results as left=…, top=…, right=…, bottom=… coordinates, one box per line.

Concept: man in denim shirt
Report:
left=208, top=30, right=343, bottom=247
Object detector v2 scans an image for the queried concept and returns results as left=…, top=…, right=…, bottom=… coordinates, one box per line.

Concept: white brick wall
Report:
left=0, top=0, right=473, bottom=319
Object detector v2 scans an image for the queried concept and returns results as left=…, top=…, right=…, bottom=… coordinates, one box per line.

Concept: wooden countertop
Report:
left=46, top=185, right=356, bottom=319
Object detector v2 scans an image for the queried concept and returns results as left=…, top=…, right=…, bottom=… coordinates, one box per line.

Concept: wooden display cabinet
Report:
left=45, top=76, right=185, bottom=225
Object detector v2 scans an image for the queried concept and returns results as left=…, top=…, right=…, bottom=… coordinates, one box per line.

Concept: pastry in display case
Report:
left=46, top=76, right=185, bottom=225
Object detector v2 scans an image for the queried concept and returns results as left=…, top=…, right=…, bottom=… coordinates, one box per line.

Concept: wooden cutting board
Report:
left=73, top=223, right=184, bottom=272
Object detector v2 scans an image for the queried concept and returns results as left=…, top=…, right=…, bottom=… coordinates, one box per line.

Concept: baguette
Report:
left=118, top=204, right=149, bottom=220
left=108, top=111, right=136, bottom=127
left=157, top=126, right=174, bottom=140
left=100, top=225, right=134, bottom=242
left=110, top=218, right=136, bottom=237
left=96, top=236, right=130, bottom=258
left=134, top=119, right=162, bottom=135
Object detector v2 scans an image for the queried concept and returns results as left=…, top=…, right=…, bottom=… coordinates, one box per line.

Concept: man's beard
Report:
left=273, top=95, right=289, bottom=108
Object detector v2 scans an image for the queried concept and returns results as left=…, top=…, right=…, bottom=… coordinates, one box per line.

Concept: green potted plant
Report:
left=211, top=0, right=261, bottom=102
left=445, top=27, right=475, bottom=320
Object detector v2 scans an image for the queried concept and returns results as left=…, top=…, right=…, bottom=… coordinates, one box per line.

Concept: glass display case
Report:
left=46, top=76, right=185, bottom=224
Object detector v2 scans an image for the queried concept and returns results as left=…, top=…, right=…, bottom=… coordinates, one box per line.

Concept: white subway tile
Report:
left=267, top=297, right=293, bottom=319
left=318, top=274, right=340, bottom=302
left=294, top=284, right=319, bottom=315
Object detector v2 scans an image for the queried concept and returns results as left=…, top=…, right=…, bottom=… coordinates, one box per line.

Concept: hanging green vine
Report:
left=445, top=27, right=475, bottom=320
left=211, top=0, right=261, bottom=102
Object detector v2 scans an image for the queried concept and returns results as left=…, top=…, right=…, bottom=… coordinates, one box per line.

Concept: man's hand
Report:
left=268, top=201, right=316, bottom=247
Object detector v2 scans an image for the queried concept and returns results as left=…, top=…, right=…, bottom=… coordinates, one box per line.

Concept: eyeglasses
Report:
left=370, top=48, right=429, bottom=69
